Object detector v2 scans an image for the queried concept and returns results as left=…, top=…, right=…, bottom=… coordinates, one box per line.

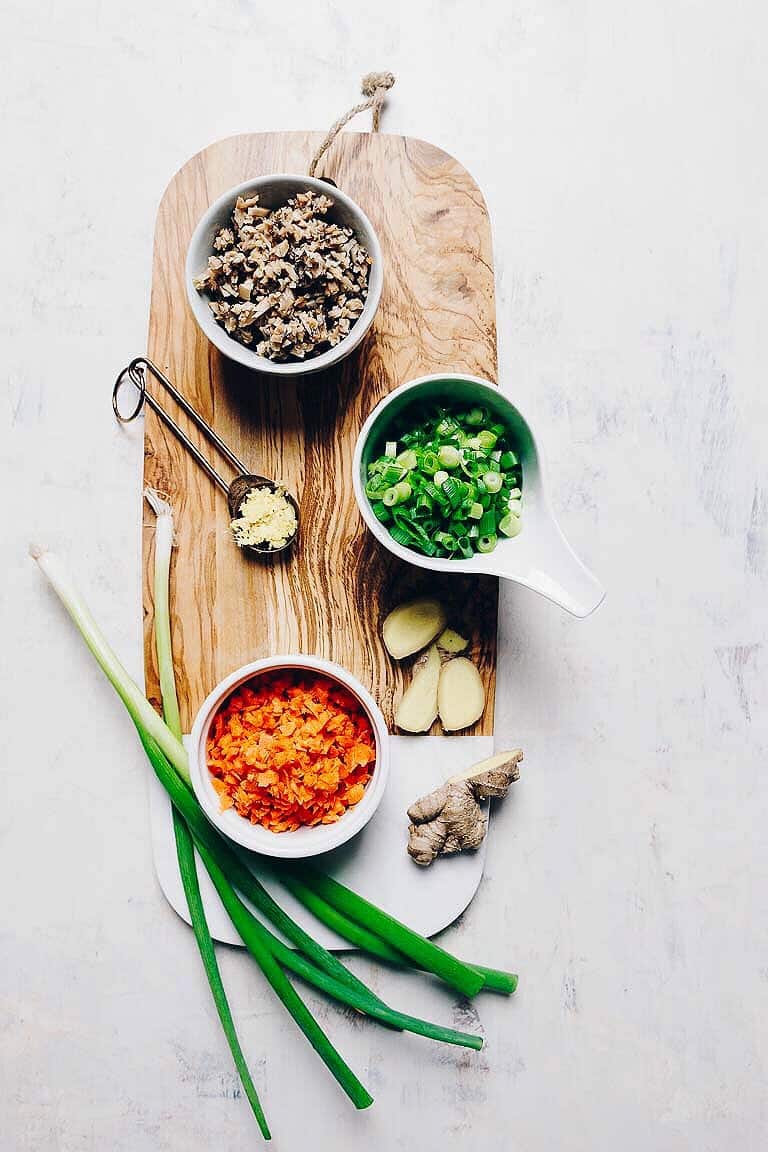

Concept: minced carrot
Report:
left=207, top=671, right=376, bottom=832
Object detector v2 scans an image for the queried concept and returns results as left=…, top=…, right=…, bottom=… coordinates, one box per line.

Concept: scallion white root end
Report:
left=30, top=545, right=190, bottom=784
left=144, top=489, right=181, bottom=741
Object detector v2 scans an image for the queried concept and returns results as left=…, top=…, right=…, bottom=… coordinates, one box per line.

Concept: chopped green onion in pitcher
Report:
left=365, top=404, right=522, bottom=559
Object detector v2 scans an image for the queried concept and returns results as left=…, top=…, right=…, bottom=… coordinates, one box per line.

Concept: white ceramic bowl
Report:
left=353, top=373, right=605, bottom=617
left=185, top=174, right=383, bottom=377
left=188, top=655, right=390, bottom=858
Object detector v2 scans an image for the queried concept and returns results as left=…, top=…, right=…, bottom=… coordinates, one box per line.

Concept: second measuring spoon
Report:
left=113, top=357, right=299, bottom=556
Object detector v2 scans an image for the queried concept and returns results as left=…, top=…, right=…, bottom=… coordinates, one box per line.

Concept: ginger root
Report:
left=406, top=750, right=523, bottom=866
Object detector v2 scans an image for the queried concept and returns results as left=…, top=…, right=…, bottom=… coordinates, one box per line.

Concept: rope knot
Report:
left=361, top=71, right=395, bottom=97
left=309, top=70, right=396, bottom=178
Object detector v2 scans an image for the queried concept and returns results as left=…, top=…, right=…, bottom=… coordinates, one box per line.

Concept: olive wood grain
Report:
left=143, top=131, right=498, bottom=734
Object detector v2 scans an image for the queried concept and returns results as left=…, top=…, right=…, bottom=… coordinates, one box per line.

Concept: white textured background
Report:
left=2, top=2, right=767, bottom=1149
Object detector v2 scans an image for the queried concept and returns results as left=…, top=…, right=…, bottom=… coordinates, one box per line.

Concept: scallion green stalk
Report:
left=144, top=491, right=270, bottom=1140
left=281, top=872, right=517, bottom=994
left=195, top=835, right=389, bottom=1007
left=192, top=830, right=481, bottom=1052
left=171, top=816, right=272, bottom=1136
left=286, top=867, right=486, bottom=998
left=279, top=872, right=405, bottom=964
left=191, top=836, right=373, bottom=1110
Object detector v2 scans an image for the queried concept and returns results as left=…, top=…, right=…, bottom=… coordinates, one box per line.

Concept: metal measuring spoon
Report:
left=113, top=357, right=299, bottom=556
left=226, top=474, right=299, bottom=557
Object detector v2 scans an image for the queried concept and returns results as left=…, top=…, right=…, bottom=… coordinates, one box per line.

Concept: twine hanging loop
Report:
left=309, top=72, right=395, bottom=178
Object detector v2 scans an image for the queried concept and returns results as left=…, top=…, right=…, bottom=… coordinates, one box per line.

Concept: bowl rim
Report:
left=188, top=654, right=390, bottom=858
left=185, top=173, right=383, bottom=377
left=352, top=372, right=538, bottom=575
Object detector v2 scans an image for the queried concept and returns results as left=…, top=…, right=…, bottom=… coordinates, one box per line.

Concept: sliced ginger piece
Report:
left=448, top=749, right=524, bottom=789
left=437, top=656, right=485, bottom=731
left=407, top=749, right=523, bottom=866
left=436, top=627, right=468, bottom=654
left=383, top=598, right=447, bottom=660
left=394, top=644, right=440, bottom=732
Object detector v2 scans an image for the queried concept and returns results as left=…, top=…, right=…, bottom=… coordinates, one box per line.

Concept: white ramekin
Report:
left=186, top=174, right=383, bottom=377
left=188, top=655, right=390, bottom=858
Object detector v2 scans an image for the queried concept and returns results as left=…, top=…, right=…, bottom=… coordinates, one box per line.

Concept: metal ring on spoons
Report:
left=112, top=357, right=299, bottom=557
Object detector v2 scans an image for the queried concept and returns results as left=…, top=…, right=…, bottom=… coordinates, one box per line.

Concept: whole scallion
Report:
left=33, top=545, right=372, bottom=1110
left=144, top=490, right=270, bottom=1139
left=31, top=546, right=511, bottom=1121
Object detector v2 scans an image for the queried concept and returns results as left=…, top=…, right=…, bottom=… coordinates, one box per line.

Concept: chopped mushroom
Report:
left=193, top=191, right=371, bottom=362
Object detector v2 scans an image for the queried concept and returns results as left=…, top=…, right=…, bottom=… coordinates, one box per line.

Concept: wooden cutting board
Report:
left=142, top=130, right=498, bottom=735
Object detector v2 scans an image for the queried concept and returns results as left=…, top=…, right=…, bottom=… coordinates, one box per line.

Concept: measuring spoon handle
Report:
left=113, top=357, right=248, bottom=496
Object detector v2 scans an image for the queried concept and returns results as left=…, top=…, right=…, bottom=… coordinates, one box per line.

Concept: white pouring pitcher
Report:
left=353, top=374, right=605, bottom=618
